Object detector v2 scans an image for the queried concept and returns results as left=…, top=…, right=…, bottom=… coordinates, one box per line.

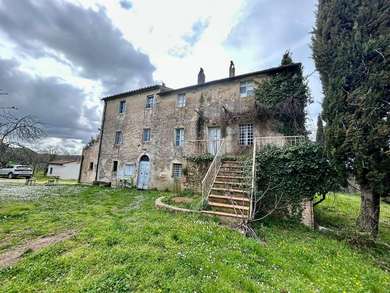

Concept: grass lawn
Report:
left=0, top=186, right=389, bottom=292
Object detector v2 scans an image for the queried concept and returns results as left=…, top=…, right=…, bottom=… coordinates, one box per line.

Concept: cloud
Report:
left=225, top=0, right=322, bottom=136
left=168, top=18, right=210, bottom=58
left=0, top=0, right=155, bottom=94
left=119, top=0, right=133, bottom=10
left=183, top=19, right=210, bottom=46
left=0, top=57, right=99, bottom=152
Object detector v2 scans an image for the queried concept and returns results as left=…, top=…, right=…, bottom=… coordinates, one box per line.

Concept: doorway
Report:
left=208, top=127, right=221, bottom=155
left=137, top=155, right=150, bottom=189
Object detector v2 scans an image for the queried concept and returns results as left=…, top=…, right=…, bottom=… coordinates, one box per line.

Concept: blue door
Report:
left=137, top=156, right=150, bottom=189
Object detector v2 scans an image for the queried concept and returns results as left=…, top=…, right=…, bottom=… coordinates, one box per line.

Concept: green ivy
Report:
left=254, top=142, right=339, bottom=219
left=255, top=54, right=311, bottom=136
left=185, top=153, right=214, bottom=163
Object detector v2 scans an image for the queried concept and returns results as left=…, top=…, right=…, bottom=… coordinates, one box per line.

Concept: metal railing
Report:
left=185, top=139, right=223, bottom=155
left=249, top=135, right=305, bottom=219
left=201, top=139, right=225, bottom=205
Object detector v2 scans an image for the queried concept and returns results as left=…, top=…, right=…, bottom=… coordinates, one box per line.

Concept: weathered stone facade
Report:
left=93, top=64, right=298, bottom=190
left=79, top=136, right=100, bottom=184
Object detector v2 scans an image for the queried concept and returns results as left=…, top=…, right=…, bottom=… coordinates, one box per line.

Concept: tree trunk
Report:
left=358, top=185, right=380, bottom=238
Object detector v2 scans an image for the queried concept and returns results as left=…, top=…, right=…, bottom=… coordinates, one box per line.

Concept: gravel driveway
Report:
left=0, top=178, right=82, bottom=201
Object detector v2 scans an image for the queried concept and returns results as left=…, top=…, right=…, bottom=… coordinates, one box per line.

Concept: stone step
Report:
left=209, top=202, right=249, bottom=211
left=211, top=187, right=248, bottom=197
left=216, top=175, right=247, bottom=180
left=213, top=181, right=250, bottom=189
left=201, top=210, right=248, bottom=219
left=218, top=170, right=245, bottom=176
left=209, top=194, right=250, bottom=203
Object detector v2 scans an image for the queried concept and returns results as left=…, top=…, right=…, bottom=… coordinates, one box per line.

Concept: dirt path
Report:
left=0, top=230, right=76, bottom=268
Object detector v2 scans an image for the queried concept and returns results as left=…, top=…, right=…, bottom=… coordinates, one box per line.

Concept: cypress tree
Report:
left=316, top=114, right=324, bottom=145
left=312, top=0, right=390, bottom=237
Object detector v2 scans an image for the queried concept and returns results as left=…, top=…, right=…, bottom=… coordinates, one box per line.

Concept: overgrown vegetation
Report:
left=185, top=153, right=214, bottom=163
left=253, top=142, right=338, bottom=220
left=312, top=0, right=390, bottom=237
left=0, top=186, right=388, bottom=291
left=255, top=52, right=311, bottom=136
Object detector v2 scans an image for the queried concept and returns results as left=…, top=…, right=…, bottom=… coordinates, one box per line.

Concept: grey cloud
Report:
left=0, top=58, right=100, bottom=145
left=119, top=0, right=133, bottom=10
left=225, top=0, right=322, bottom=135
left=0, top=0, right=155, bottom=94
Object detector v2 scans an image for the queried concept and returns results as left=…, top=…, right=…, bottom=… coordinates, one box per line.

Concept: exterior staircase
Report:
left=202, top=159, right=251, bottom=220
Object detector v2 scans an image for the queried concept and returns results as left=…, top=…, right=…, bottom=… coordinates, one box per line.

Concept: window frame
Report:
left=176, top=93, right=186, bottom=108
left=124, top=163, right=135, bottom=177
left=145, top=95, right=155, bottom=109
left=175, top=128, right=185, bottom=147
left=239, top=80, right=254, bottom=97
left=172, top=163, right=183, bottom=178
left=118, top=100, right=126, bottom=114
left=143, top=128, right=151, bottom=143
left=114, top=130, right=123, bottom=145
left=239, top=123, right=254, bottom=146
left=112, top=160, right=118, bottom=172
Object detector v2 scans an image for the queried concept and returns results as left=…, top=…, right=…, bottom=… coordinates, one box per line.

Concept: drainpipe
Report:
left=95, top=100, right=107, bottom=182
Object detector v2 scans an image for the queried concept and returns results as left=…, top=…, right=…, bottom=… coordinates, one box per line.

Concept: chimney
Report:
left=197, top=67, right=205, bottom=84
left=229, top=60, right=235, bottom=77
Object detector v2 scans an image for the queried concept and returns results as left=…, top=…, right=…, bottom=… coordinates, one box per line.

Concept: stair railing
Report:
left=201, top=139, right=225, bottom=206
left=249, top=137, right=256, bottom=220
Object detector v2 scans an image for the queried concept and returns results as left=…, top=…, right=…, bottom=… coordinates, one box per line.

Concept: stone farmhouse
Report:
left=79, top=62, right=310, bottom=222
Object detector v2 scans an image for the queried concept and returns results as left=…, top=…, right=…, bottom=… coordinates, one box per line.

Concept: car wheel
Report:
left=8, top=173, right=14, bottom=179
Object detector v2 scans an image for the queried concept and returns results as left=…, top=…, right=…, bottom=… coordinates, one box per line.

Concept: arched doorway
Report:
left=137, top=155, right=150, bottom=189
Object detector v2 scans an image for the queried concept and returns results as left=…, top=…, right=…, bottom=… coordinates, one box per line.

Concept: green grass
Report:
left=0, top=187, right=389, bottom=292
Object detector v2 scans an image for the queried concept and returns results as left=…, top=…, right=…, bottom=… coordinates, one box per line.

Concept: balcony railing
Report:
left=185, top=139, right=223, bottom=155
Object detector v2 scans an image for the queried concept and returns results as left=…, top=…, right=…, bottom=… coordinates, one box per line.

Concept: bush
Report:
left=254, top=142, right=338, bottom=219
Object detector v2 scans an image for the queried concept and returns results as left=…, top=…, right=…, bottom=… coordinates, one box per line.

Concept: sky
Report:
left=0, top=0, right=321, bottom=154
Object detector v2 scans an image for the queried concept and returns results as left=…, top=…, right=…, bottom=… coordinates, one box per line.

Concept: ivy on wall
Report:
left=255, top=52, right=311, bottom=136
left=253, top=142, right=338, bottom=219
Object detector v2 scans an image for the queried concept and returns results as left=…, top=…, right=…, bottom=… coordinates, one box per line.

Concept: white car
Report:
left=0, top=164, right=33, bottom=179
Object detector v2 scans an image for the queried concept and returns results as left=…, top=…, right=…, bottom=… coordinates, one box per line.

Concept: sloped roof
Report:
left=49, top=159, right=80, bottom=165
left=158, top=63, right=300, bottom=96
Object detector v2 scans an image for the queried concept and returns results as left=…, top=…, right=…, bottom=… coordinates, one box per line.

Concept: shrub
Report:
left=254, top=142, right=338, bottom=219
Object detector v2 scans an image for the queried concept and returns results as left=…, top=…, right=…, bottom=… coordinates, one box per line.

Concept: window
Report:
left=114, top=131, right=123, bottom=145
left=176, top=93, right=186, bottom=107
left=145, top=95, right=155, bottom=108
left=119, top=100, right=126, bottom=113
left=124, top=163, right=134, bottom=176
left=172, top=163, right=183, bottom=178
left=89, top=162, right=93, bottom=170
left=112, top=161, right=118, bottom=172
left=49, top=167, right=53, bottom=175
left=239, top=124, right=254, bottom=145
left=239, top=80, right=254, bottom=97
left=175, top=128, right=184, bottom=146
left=143, top=128, right=151, bottom=142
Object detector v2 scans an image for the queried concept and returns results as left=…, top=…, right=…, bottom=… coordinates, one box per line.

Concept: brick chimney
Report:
left=198, top=67, right=205, bottom=84
left=229, top=60, right=235, bottom=77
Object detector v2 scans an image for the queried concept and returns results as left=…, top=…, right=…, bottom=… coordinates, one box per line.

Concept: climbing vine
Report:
left=253, top=142, right=339, bottom=220
left=255, top=52, right=311, bottom=136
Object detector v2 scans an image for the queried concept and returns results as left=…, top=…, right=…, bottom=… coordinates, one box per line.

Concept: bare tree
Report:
left=0, top=108, right=45, bottom=165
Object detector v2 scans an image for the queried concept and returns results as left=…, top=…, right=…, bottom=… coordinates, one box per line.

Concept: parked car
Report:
left=0, top=164, right=33, bottom=179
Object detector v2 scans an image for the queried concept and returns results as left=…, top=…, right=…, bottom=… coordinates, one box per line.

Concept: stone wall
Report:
left=185, top=160, right=211, bottom=193
left=97, top=72, right=281, bottom=190
left=79, top=136, right=100, bottom=184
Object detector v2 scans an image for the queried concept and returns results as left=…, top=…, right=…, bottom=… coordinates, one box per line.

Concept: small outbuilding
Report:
left=47, top=159, right=81, bottom=180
